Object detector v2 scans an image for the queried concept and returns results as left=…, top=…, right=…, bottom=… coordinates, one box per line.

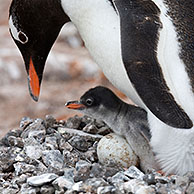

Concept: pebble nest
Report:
left=0, top=115, right=194, bottom=194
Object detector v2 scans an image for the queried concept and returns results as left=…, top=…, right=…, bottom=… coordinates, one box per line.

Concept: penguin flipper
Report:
left=114, top=0, right=193, bottom=129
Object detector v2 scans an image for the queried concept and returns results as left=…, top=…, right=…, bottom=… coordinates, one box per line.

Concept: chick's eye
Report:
left=86, top=98, right=93, bottom=106
left=18, top=31, right=28, bottom=44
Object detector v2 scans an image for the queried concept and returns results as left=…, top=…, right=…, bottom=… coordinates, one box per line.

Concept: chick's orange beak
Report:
left=65, top=101, right=86, bottom=110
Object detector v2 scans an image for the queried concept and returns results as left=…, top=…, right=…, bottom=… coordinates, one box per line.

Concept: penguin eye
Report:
left=18, top=31, right=28, bottom=44
left=86, top=98, right=94, bottom=106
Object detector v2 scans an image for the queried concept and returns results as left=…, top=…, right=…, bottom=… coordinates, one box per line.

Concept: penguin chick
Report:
left=66, top=86, right=158, bottom=172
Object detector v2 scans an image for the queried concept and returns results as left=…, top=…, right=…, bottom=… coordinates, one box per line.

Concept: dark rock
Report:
left=97, top=126, right=113, bottom=136
left=0, top=129, right=22, bottom=146
left=40, top=185, right=55, bottom=194
left=143, top=173, right=156, bottom=185
left=45, top=115, right=57, bottom=128
left=59, top=139, right=73, bottom=152
left=68, top=135, right=89, bottom=152
left=63, top=150, right=80, bottom=167
left=74, top=160, right=92, bottom=182
left=65, top=115, right=82, bottom=129
left=83, top=148, right=98, bottom=163
left=7, top=136, right=24, bottom=148
left=0, top=147, right=15, bottom=172
left=83, top=124, right=98, bottom=134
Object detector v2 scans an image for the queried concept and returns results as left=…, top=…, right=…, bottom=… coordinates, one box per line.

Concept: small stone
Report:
left=40, top=185, right=55, bottom=194
left=97, top=126, right=113, bottom=136
left=72, top=178, right=109, bottom=193
left=7, top=136, right=24, bottom=148
left=63, top=150, right=80, bottom=167
left=0, top=187, right=19, bottom=194
left=74, top=160, right=92, bottom=182
left=43, top=136, right=58, bottom=150
left=68, top=136, right=89, bottom=152
left=45, top=115, right=57, bottom=128
left=27, top=173, right=58, bottom=186
left=12, top=174, right=28, bottom=185
left=21, top=119, right=46, bottom=142
left=20, top=117, right=33, bottom=129
left=52, top=176, right=74, bottom=190
left=143, top=173, right=156, bottom=185
left=97, top=186, right=118, bottom=194
left=110, top=171, right=130, bottom=184
left=65, top=115, right=82, bottom=129
left=14, top=162, right=36, bottom=176
left=59, top=139, right=73, bottom=152
left=83, top=124, right=98, bottom=134
left=122, top=179, right=154, bottom=193
left=83, top=148, right=98, bottom=163
left=42, top=150, right=64, bottom=170
left=20, top=183, right=40, bottom=194
left=0, top=147, right=15, bottom=172
left=24, top=138, right=43, bottom=160
left=124, top=166, right=145, bottom=180
left=0, top=129, right=22, bottom=146
left=90, top=163, right=119, bottom=179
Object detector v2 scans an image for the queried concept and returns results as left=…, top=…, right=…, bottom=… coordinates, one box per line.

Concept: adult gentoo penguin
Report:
left=66, top=86, right=157, bottom=172
left=9, top=0, right=194, bottom=175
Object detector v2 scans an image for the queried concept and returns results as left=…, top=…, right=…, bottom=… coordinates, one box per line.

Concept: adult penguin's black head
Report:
left=9, top=0, right=70, bottom=101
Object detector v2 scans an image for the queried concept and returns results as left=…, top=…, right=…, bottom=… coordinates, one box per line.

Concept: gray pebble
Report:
left=97, top=185, right=118, bottom=194
left=74, top=160, right=92, bottom=182
left=83, top=124, right=98, bottom=134
left=27, top=173, right=58, bottom=186
left=42, top=150, right=64, bottom=170
left=124, top=166, right=145, bottom=180
left=43, top=136, right=58, bottom=150
left=45, top=115, right=57, bottom=128
left=24, top=138, right=43, bottom=160
left=20, top=183, right=40, bottom=194
left=52, top=176, right=74, bottom=190
left=7, top=136, right=24, bottom=148
left=40, top=185, right=55, bottom=194
left=68, top=135, right=89, bottom=152
left=20, top=117, right=33, bottom=129
left=14, top=162, right=36, bottom=176
left=65, top=115, right=82, bottom=129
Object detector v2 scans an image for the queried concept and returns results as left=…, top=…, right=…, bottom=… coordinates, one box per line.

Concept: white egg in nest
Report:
left=97, top=133, right=139, bottom=168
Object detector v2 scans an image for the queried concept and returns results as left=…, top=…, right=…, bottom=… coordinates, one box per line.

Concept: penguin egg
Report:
left=97, top=133, right=139, bottom=168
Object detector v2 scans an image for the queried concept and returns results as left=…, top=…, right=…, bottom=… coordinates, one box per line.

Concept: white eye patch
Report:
left=9, top=16, right=28, bottom=44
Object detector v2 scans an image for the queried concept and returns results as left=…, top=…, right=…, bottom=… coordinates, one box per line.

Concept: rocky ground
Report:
left=0, top=115, right=194, bottom=194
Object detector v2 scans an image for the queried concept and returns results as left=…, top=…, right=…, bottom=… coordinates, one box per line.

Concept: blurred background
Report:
left=0, top=0, right=130, bottom=137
